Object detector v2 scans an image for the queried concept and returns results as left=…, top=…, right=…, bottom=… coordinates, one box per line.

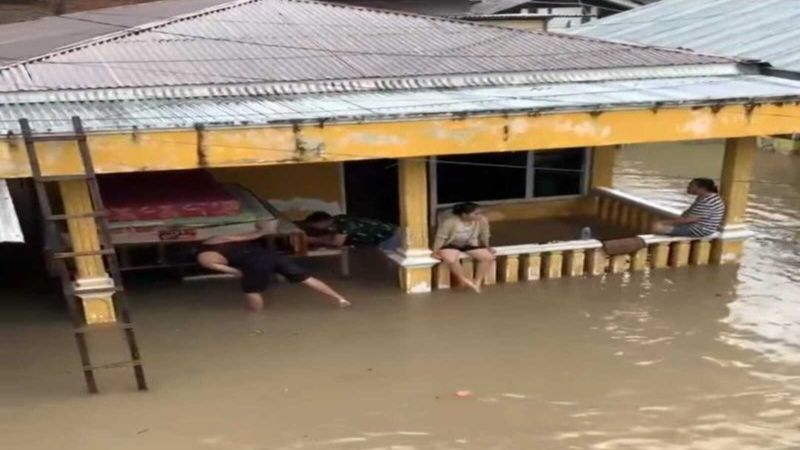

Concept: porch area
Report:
left=389, top=138, right=755, bottom=293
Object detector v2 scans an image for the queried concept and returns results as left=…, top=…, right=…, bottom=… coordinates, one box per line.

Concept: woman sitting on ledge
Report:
left=432, top=202, right=495, bottom=293
left=652, top=178, right=725, bottom=238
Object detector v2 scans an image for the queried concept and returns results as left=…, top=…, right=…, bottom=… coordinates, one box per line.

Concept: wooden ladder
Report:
left=19, top=116, right=147, bottom=394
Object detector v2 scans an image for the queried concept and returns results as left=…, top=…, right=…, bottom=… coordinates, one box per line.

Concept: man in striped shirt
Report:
left=653, top=178, right=726, bottom=237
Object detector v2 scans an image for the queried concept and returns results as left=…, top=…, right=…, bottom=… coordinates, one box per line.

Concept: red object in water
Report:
left=99, top=170, right=241, bottom=221
left=455, top=390, right=473, bottom=398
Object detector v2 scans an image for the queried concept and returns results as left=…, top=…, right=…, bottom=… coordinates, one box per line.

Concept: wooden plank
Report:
left=542, top=251, right=563, bottom=279
left=669, top=241, right=691, bottom=267
left=599, top=197, right=613, bottom=221
left=564, top=250, right=585, bottom=277
left=690, top=240, right=712, bottom=266
left=520, top=253, right=542, bottom=281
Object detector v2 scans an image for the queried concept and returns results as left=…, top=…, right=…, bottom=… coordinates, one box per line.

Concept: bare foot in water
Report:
left=460, top=278, right=481, bottom=294
left=337, top=298, right=352, bottom=308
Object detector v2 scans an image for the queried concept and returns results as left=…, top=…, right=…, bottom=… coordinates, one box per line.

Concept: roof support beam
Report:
left=2, top=102, right=800, bottom=178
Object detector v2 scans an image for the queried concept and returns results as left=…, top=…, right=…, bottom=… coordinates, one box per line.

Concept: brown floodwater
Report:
left=2, top=142, right=800, bottom=450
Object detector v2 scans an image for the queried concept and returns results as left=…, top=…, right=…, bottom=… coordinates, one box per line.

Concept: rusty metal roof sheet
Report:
left=4, top=74, right=800, bottom=134
left=0, top=0, right=731, bottom=93
left=570, top=0, right=800, bottom=73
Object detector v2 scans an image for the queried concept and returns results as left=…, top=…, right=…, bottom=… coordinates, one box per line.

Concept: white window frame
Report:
left=429, top=148, right=591, bottom=219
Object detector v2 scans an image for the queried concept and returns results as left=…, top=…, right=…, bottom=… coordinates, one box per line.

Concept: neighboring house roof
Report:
left=0, top=0, right=229, bottom=64
left=470, top=0, right=640, bottom=15
left=570, top=0, right=800, bottom=73
left=0, top=0, right=729, bottom=93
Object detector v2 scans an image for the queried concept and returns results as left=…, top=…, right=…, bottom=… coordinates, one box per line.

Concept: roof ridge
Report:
left=0, top=0, right=545, bottom=71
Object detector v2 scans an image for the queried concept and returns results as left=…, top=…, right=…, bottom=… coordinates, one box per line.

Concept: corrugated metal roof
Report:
left=0, top=0, right=731, bottom=93
left=470, top=0, right=639, bottom=15
left=4, top=74, right=800, bottom=134
left=0, top=180, right=24, bottom=243
left=570, top=0, right=800, bottom=73
left=0, top=0, right=230, bottom=64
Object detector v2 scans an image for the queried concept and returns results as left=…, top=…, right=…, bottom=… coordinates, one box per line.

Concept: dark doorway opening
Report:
left=344, top=159, right=399, bottom=224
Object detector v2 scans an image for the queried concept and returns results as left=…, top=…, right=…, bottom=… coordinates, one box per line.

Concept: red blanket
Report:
left=99, top=170, right=241, bottom=221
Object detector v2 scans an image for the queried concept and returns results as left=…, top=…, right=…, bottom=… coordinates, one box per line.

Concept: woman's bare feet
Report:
left=458, top=277, right=481, bottom=294
left=336, top=298, right=352, bottom=308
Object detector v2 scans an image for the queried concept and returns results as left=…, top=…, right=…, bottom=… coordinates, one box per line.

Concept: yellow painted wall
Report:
left=4, top=103, right=800, bottom=179
left=212, top=162, right=344, bottom=220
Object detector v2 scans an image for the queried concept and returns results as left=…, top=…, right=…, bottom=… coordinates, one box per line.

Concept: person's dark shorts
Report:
left=667, top=224, right=696, bottom=237
left=238, top=251, right=309, bottom=294
left=441, top=244, right=486, bottom=252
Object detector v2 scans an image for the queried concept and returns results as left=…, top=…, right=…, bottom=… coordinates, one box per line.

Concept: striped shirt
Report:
left=683, top=193, right=725, bottom=237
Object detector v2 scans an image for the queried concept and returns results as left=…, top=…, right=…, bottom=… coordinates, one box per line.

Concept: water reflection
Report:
left=617, top=141, right=800, bottom=364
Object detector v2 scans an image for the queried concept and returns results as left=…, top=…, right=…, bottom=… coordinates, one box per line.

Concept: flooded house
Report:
left=2, top=0, right=800, bottom=391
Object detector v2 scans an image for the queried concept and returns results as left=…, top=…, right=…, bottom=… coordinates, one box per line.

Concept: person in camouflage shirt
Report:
left=298, top=211, right=400, bottom=249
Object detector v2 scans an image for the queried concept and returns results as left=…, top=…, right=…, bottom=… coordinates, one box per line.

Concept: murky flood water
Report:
left=2, top=142, right=800, bottom=450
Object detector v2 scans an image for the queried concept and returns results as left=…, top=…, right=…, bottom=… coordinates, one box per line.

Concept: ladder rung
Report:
left=69, top=285, right=125, bottom=296
left=46, top=211, right=108, bottom=221
left=53, top=249, right=116, bottom=259
left=84, top=359, right=142, bottom=371
left=75, top=322, right=133, bottom=333
left=37, top=174, right=94, bottom=182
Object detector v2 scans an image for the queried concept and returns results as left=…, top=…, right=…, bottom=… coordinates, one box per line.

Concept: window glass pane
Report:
left=533, top=148, right=586, bottom=197
left=437, top=152, right=528, bottom=204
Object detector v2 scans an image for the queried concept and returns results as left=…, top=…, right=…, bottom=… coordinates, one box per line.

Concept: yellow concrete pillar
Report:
left=631, top=247, right=648, bottom=271
left=590, top=145, right=617, bottom=189
left=58, top=180, right=116, bottom=324
left=542, top=252, right=563, bottom=279
left=564, top=250, right=585, bottom=277
left=397, top=158, right=433, bottom=293
left=520, top=253, right=542, bottom=281
left=669, top=241, right=691, bottom=268
left=609, top=255, right=629, bottom=274
left=498, top=255, right=520, bottom=283
left=650, top=243, right=670, bottom=269
left=719, top=137, right=756, bottom=226
left=586, top=248, right=608, bottom=276
left=435, top=263, right=451, bottom=290
left=712, top=137, right=755, bottom=265
left=690, top=240, right=712, bottom=266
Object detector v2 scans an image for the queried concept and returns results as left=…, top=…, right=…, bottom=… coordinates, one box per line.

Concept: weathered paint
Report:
left=520, top=253, right=542, bottom=281
left=399, top=266, right=432, bottom=294
left=499, top=255, right=520, bottom=283
left=590, top=145, right=617, bottom=189
left=720, top=137, right=756, bottom=225
left=690, top=240, right=712, bottom=265
left=543, top=252, right=563, bottom=279
left=669, top=241, right=691, bottom=267
left=711, top=239, right=744, bottom=265
left=564, top=250, right=586, bottom=277
left=59, top=179, right=116, bottom=324
left=3, top=104, right=800, bottom=178
left=586, top=248, right=608, bottom=275
left=398, top=158, right=432, bottom=292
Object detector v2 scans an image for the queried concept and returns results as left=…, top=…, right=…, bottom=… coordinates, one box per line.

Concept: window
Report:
left=434, top=148, right=587, bottom=205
